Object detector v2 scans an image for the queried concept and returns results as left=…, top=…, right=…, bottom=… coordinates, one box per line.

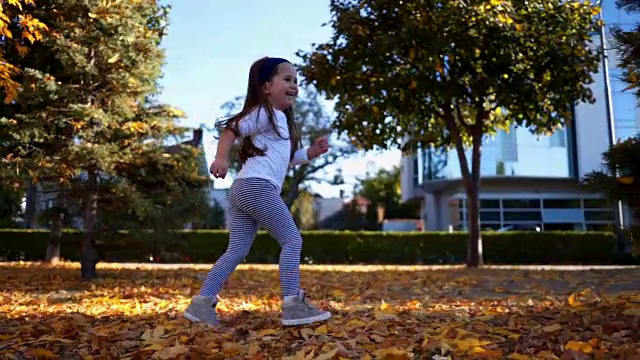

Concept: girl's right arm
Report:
left=215, top=129, right=237, bottom=161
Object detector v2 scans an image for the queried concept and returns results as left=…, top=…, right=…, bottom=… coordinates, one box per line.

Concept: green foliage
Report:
left=297, top=0, right=602, bottom=266
left=0, top=229, right=625, bottom=265
left=0, top=182, right=22, bottom=228
left=219, top=85, right=357, bottom=207
left=298, top=0, right=600, bottom=151
left=355, top=166, right=420, bottom=225
left=582, top=135, right=640, bottom=226
left=612, top=0, right=640, bottom=99
left=0, top=1, right=207, bottom=231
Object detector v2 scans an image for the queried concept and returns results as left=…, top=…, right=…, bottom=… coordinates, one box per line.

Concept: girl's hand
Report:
left=210, top=157, right=230, bottom=178
left=310, top=136, right=330, bottom=159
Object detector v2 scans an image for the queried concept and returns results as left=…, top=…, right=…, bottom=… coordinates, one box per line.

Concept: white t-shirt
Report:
left=234, top=106, right=309, bottom=193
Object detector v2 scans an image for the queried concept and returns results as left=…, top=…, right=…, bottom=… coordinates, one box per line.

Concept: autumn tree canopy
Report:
left=298, top=0, right=601, bottom=266
left=0, top=0, right=48, bottom=103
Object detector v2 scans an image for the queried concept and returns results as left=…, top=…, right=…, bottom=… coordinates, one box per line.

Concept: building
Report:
left=400, top=4, right=638, bottom=232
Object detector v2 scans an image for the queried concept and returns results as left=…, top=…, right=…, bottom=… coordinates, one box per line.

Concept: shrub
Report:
left=0, top=229, right=623, bottom=265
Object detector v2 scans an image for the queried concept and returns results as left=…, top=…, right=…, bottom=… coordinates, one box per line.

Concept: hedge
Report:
left=0, top=229, right=627, bottom=265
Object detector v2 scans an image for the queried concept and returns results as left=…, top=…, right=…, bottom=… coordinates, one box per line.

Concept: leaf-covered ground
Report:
left=1, top=262, right=639, bottom=359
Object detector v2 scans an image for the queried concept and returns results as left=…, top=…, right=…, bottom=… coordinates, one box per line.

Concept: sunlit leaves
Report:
left=0, top=0, right=49, bottom=104
left=1, top=262, right=639, bottom=358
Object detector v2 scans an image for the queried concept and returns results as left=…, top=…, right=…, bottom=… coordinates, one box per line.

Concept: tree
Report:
left=612, top=0, right=640, bottom=99
left=297, top=0, right=601, bottom=267
left=0, top=0, right=197, bottom=279
left=355, top=166, right=420, bottom=227
left=219, top=85, right=357, bottom=207
left=290, top=190, right=318, bottom=230
left=582, top=136, right=639, bottom=242
left=0, top=0, right=48, bottom=104
left=0, top=180, right=22, bottom=228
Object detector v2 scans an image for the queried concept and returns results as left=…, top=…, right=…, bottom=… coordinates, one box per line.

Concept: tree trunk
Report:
left=45, top=209, right=63, bottom=264
left=80, top=170, right=99, bottom=280
left=465, top=180, right=483, bottom=268
left=45, top=191, right=65, bottom=264
left=24, top=181, right=37, bottom=228
left=445, top=104, right=485, bottom=268
left=466, top=122, right=484, bottom=268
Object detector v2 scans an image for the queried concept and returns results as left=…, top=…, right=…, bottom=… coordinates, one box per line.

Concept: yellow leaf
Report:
left=345, top=319, right=367, bottom=329
left=314, top=324, right=328, bottom=335
left=490, top=0, right=502, bottom=5
left=541, top=324, right=562, bottom=333
left=565, top=340, right=593, bottom=353
left=507, top=354, right=532, bottom=360
left=622, top=307, right=640, bottom=316
left=151, top=325, right=165, bottom=338
left=493, top=328, right=520, bottom=339
left=470, top=347, right=503, bottom=357
left=156, top=344, right=190, bottom=360
left=140, top=344, right=164, bottom=351
left=372, top=347, right=411, bottom=360
left=314, top=346, right=339, bottom=360
left=248, top=341, right=260, bottom=356
left=26, top=348, right=58, bottom=358
left=535, top=350, right=560, bottom=359
left=222, top=342, right=241, bottom=356
left=107, top=53, right=120, bottom=63
left=452, top=338, right=492, bottom=352
left=332, top=289, right=346, bottom=298
left=497, top=13, right=514, bottom=24
left=567, top=288, right=600, bottom=307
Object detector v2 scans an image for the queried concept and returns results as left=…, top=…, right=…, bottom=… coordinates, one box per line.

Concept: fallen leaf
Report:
left=542, top=324, right=563, bottom=333
left=507, top=353, right=533, bottom=360
left=372, top=347, right=411, bottom=360
left=565, top=340, right=593, bottom=353
left=1, top=262, right=639, bottom=359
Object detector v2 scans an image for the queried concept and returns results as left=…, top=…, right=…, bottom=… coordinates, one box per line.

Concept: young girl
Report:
left=183, top=56, right=332, bottom=327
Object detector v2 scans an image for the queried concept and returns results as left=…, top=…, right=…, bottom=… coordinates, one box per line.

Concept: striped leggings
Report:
left=199, top=177, right=302, bottom=298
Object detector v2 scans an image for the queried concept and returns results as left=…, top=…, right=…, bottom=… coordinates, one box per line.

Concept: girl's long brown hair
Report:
left=215, top=57, right=301, bottom=164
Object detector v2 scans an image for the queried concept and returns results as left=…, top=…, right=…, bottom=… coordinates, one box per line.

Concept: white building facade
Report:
left=401, top=4, right=638, bottom=232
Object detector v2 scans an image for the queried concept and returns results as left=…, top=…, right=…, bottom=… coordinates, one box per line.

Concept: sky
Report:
left=155, top=0, right=401, bottom=198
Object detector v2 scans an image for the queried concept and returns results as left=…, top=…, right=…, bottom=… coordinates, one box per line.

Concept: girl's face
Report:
left=263, top=63, right=298, bottom=111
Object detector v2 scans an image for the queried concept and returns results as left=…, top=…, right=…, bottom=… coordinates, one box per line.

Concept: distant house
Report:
left=21, top=128, right=211, bottom=230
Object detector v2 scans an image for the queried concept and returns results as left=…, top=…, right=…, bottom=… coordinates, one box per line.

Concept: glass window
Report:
left=503, top=211, right=543, bottom=221
left=480, top=199, right=501, bottom=209
left=543, top=199, right=582, bottom=208
left=503, top=199, right=541, bottom=209
left=584, top=210, right=615, bottom=222
left=480, top=211, right=501, bottom=222
left=612, top=91, right=638, bottom=123
left=458, top=199, right=466, bottom=209
left=584, top=199, right=612, bottom=209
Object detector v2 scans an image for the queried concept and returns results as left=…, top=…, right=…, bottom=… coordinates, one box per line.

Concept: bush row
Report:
left=0, top=229, right=628, bottom=265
